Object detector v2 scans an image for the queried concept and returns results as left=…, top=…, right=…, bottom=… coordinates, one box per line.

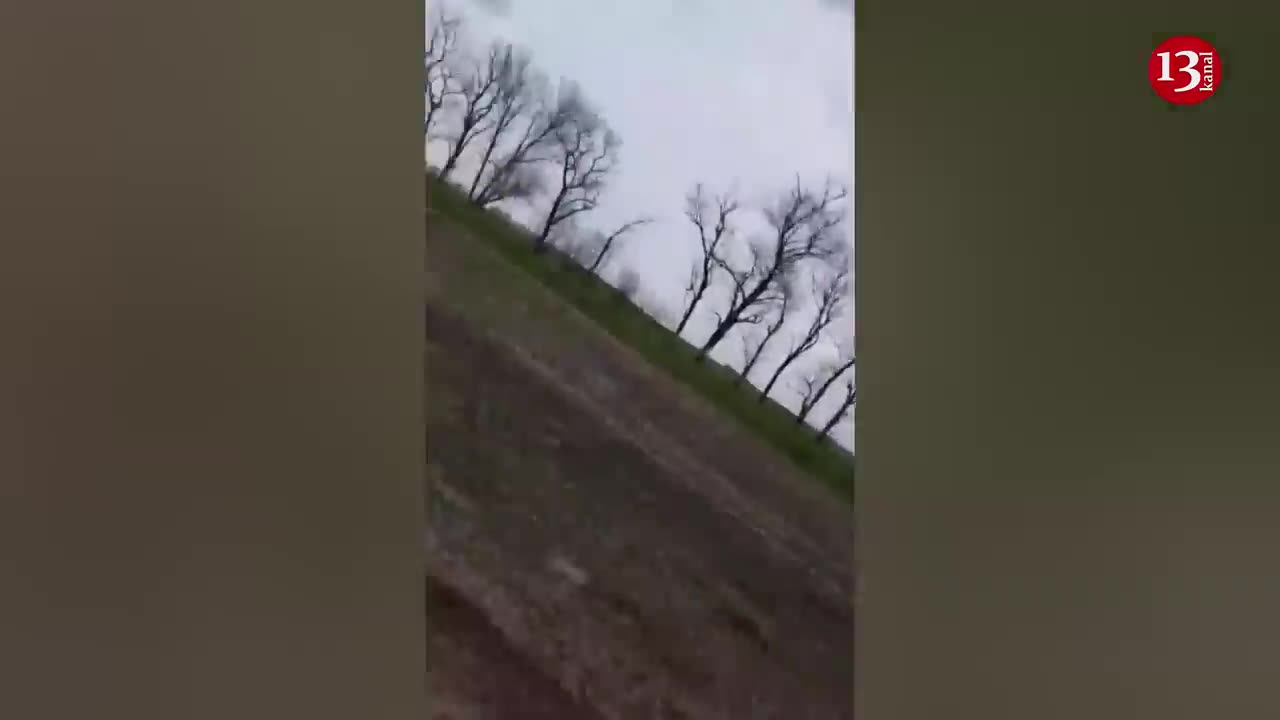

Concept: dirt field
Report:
left=425, top=213, right=855, bottom=719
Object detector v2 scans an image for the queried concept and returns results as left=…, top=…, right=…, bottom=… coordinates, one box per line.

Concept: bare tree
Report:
left=704, top=235, right=782, bottom=358
left=817, top=378, right=856, bottom=441
left=470, top=80, right=583, bottom=208
left=438, top=42, right=507, bottom=180
left=696, top=177, right=847, bottom=361
left=794, top=368, right=827, bottom=415
left=795, top=343, right=856, bottom=425
left=425, top=8, right=462, bottom=143
left=477, top=163, right=547, bottom=208
left=465, top=43, right=539, bottom=202
left=758, top=262, right=849, bottom=401
left=736, top=277, right=798, bottom=386
left=583, top=218, right=651, bottom=275
left=552, top=217, right=648, bottom=277
left=676, top=184, right=740, bottom=336
left=534, top=104, right=619, bottom=252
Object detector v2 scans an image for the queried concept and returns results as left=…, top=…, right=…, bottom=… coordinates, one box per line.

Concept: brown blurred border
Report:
left=856, top=9, right=1279, bottom=720
left=0, top=1, right=425, bottom=718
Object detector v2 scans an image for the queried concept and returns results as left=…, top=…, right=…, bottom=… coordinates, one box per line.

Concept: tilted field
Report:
left=424, top=192, right=855, bottom=719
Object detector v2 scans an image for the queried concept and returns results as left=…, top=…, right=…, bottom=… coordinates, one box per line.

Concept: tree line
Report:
left=426, top=5, right=855, bottom=443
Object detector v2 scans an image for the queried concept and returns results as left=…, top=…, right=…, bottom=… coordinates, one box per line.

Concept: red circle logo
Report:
left=1149, top=36, right=1221, bottom=105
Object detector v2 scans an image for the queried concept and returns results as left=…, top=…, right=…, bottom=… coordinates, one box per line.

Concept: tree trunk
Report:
left=534, top=219, right=553, bottom=252
left=535, top=188, right=568, bottom=253
left=696, top=318, right=735, bottom=361
left=424, top=108, right=437, bottom=138
left=817, top=410, right=844, bottom=440
left=737, top=345, right=766, bottom=385
left=467, top=131, right=502, bottom=202
left=758, top=352, right=798, bottom=402
left=439, top=145, right=463, bottom=180
left=817, top=391, right=855, bottom=440
left=439, top=118, right=480, bottom=181
left=795, top=357, right=855, bottom=425
left=676, top=277, right=710, bottom=335
left=586, top=238, right=613, bottom=275
left=697, top=273, right=773, bottom=360
left=738, top=321, right=785, bottom=387
left=675, top=304, right=696, bottom=335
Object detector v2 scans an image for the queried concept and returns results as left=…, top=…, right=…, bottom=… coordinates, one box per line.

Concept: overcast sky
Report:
left=426, top=0, right=855, bottom=449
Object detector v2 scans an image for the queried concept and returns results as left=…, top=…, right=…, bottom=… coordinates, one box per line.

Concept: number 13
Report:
left=1156, top=50, right=1202, bottom=93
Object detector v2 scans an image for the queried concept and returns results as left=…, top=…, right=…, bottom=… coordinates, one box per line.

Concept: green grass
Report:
left=429, top=176, right=854, bottom=505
